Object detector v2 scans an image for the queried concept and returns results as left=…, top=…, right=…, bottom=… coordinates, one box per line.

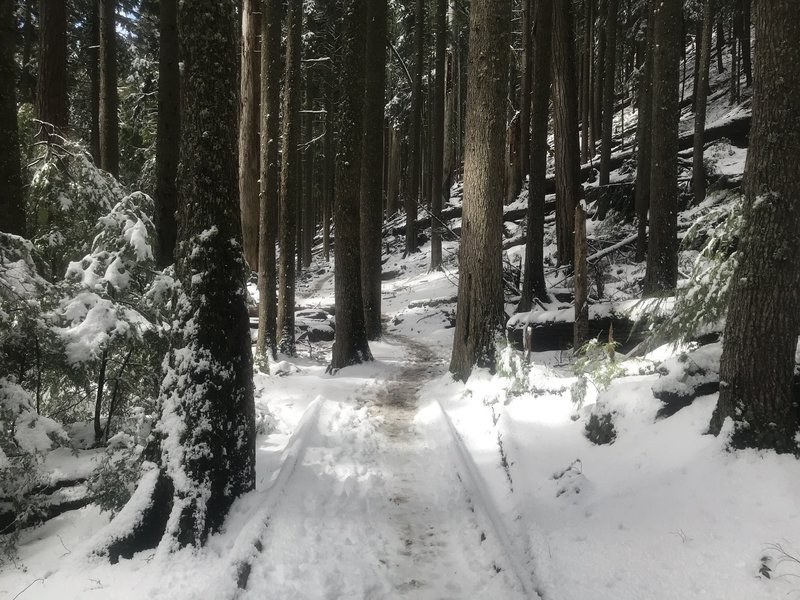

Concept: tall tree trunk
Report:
left=635, top=0, right=655, bottom=262
left=552, top=0, right=582, bottom=266
left=256, top=0, right=282, bottom=362
left=20, top=0, right=35, bottom=104
left=105, top=0, right=254, bottom=560
left=740, top=0, right=751, bottom=86
left=709, top=0, right=800, bottom=452
left=599, top=0, right=618, bottom=185
left=99, top=0, right=119, bottom=178
left=154, top=0, right=179, bottom=268
left=277, top=0, right=302, bottom=356
left=581, top=0, right=593, bottom=163
left=239, top=0, right=261, bottom=271
left=37, top=0, right=68, bottom=137
left=574, top=203, right=588, bottom=349
left=330, top=0, right=372, bottom=370
left=360, top=0, right=387, bottom=340
left=322, top=92, right=335, bottom=262
left=715, top=8, right=725, bottom=74
left=592, top=0, right=607, bottom=156
left=643, top=0, right=681, bottom=295
left=89, top=3, right=101, bottom=163
left=406, top=0, right=424, bottom=255
left=449, top=0, right=511, bottom=382
left=302, top=80, right=315, bottom=270
left=0, top=0, right=25, bottom=236
left=387, top=125, right=401, bottom=215
left=692, top=0, right=713, bottom=205
left=430, top=0, right=447, bottom=271
left=519, top=0, right=533, bottom=185
left=519, top=0, right=553, bottom=311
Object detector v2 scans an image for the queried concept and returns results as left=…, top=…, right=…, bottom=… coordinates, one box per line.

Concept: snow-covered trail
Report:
left=237, top=334, right=528, bottom=599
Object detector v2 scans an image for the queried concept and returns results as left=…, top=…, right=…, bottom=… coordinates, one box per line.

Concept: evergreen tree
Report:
left=0, top=0, right=24, bottom=236
left=99, top=0, right=119, bottom=177
left=37, top=0, right=69, bottom=136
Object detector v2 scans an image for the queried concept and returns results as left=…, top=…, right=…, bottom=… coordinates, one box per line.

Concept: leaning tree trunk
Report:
left=104, top=0, right=254, bottom=561
left=449, top=0, right=511, bottom=382
left=519, top=0, right=553, bottom=312
left=708, top=0, right=800, bottom=452
left=256, top=0, right=282, bottom=362
left=692, top=0, right=713, bottom=205
left=277, top=0, right=302, bottom=356
left=599, top=0, right=618, bottom=185
left=99, top=0, right=119, bottom=178
left=154, top=0, right=179, bottom=268
left=37, top=0, right=68, bottom=137
left=0, top=0, right=24, bottom=236
left=405, top=0, right=424, bottom=255
left=551, top=0, right=582, bottom=267
left=429, top=0, right=447, bottom=271
left=643, top=0, right=681, bottom=295
left=359, top=0, right=387, bottom=341
left=635, top=0, right=655, bottom=262
left=239, top=0, right=261, bottom=271
left=330, top=0, right=372, bottom=370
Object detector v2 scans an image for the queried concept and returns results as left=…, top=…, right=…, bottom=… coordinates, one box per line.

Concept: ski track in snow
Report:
left=237, top=334, right=527, bottom=600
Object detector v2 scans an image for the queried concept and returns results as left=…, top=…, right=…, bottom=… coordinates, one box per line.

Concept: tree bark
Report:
left=360, top=0, right=387, bottom=340
left=277, top=0, right=302, bottom=356
left=449, top=0, right=511, bottom=382
left=302, top=80, right=316, bottom=270
left=552, top=0, right=582, bottom=266
left=692, top=0, right=713, bottom=205
left=709, top=0, right=800, bottom=452
left=635, top=0, right=654, bottom=262
left=105, top=0, right=254, bottom=559
left=430, top=0, right=447, bottom=271
left=519, top=0, right=553, bottom=312
left=256, top=0, right=282, bottom=362
left=599, top=0, right=618, bottom=185
left=239, top=0, right=261, bottom=271
left=330, top=0, right=372, bottom=370
left=89, top=3, right=101, bottom=163
left=574, top=203, right=588, bottom=349
left=154, top=0, right=179, bottom=268
left=37, top=0, right=68, bottom=137
left=581, top=0, right=593, bottom=163
left=519, top=0, right=533, bottom=185
left=406, top=0, right=425, bottom=255
left=591, top=0, right=607, bottom=155
left=99, top=0, right=119, bottom=178
left=0, top=0, right=25, bottom=236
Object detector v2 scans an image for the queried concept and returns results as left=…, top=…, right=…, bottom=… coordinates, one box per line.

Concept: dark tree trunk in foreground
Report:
left=89, top=3, right=101, bottom=163
left=709, top=0, right=800, bottom=452
left=449, top=0, right=511, bottom=382
left=405, top=0, right=424, bottom=255
left=37, top=0, right=68, bottom=136
left=239, top=0, right=261, bottom=271
left=277, top=0, right=302, bottom=356
left=519, top=0, right=553, bottom=312
left=154, top=0, right=179, bottom=268
left=635, top=0, right=655, bottom=262
left=0, top=0, right=24, bottom=235
left=360, top=0, right=387, bottom=341
left=552, top=0, right=582, bottom=266
left=643, top=0, right=681, bottom=295
left=692, top=0, right=713, bottom=205
left=599, top=0, right=618, bottom=185
left=330, top=0, right=372, bottom=370
left=429, top=0, right=447, bottom=272
left=104, top=0, right=254, bottom=560
left=99, top=0, right=119, bottom=177
left=256, top=0, right=282, bottom=362
left=574, top=203, right=588, bottom=349
left=518, top=0, right=532, bottom=185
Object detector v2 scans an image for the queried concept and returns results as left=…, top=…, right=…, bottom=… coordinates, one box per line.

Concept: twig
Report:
left=12, top=579, right=44, bottom=600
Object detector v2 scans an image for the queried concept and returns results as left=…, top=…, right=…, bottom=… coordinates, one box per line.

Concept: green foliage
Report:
left=495, top=339, right=530, bottom=395
left=573, top=338, right=625, bottom=394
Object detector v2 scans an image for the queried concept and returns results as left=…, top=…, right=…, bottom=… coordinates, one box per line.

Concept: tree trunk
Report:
left=277, top=0, right=302, bottom=356
left=581, top=0, right=593, bottom=163
left=635, top=0, right=654, bottom=262
left=105, top=0, right=254, bottom=560
left=592, top=0, right=607, bottom=155
left=0, top=0, right=25, bottom=236
left=360, top=0, right=387, bottom=341
left=709, top=0, right=800, bottom=452
left=406, top=0, right=424, bottom=255
left=89, top=3, right=101, bottom=163
left=19, top=0, right=35, bottom=105
left=552, top=0, right=582, bottom=266
left=715, top=7, right=725, bottom=74
left=519, top=0, right=533, bottom=185
left=323, top=92, right=335, bottom=262
left=599, top=0, right=618, bottom=185
left=154, top=0, right=179, bottom=268
left=692, top=0, right=713, bottom=205
left=239, top=0, right=261, bottom=271
left=330, top=0, right=372, bottom=370
left=449, top=0, right=511, bottom=382
left=99, top=0, right=119, bottom=178
left=302, top=81, right=315, bottom=270
left=519, top=0, right=553, bottom=312
left=643, top=0, right=681, bottom=295
left=428, top=0, right=447, bottom=272
left=740, top=0, right=751, bottom=86
left=256, top=0, right=282, bottom=362
left=37, top=0, right=68, bottom=137
left=574, top=203, right=588, bottom=349
left=387, top=125, right=401, bottom=216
